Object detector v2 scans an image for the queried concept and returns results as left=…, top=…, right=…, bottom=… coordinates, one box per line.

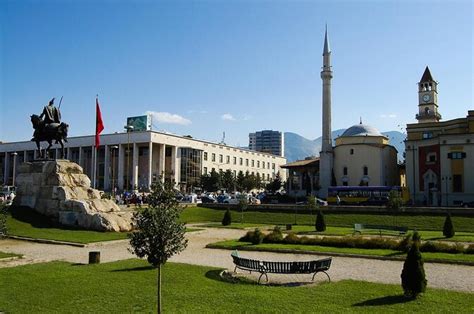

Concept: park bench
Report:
left=230, top=251, right=332, bottom=284
left=353, top=223, right=408, bottom=236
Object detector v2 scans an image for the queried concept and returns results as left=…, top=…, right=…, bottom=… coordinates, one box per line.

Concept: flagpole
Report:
left=93, top=94, right=98, bottom=189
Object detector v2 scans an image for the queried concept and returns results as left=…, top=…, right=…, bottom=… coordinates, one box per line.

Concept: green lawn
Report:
left=0, top=251, right=21, bottom=259
left=0, top=260, right=472, bottom=313
left=182, top=207, right=474, bottom=232
left=208, top=240, right=474, bottom=264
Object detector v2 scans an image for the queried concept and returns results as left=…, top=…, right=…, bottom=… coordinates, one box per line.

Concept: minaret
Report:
left=319, top=26, right=333, bottom=198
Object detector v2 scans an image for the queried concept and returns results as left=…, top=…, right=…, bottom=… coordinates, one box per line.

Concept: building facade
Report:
left=281, top=158, right=319, bottom=197
left=405, top=67, right=474, bottom=206
left=248, top=130, right=284, bottom=157
left=0, top=130, right=287, bottom=193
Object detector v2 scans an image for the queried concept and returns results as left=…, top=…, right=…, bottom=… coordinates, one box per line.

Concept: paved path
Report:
left=1, top=228, right=473, bottom=292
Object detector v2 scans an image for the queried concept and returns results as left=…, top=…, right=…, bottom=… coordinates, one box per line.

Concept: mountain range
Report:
left=284, top=129, right=406, bottom=162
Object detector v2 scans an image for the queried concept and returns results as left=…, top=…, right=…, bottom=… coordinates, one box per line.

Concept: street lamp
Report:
left=442, top=176, right=451, bottom=207
left=124, top=125, right=134, bottom=191
left=12, top=152, right=18, bottom=187
left=111, top=145, right=118, bottom=197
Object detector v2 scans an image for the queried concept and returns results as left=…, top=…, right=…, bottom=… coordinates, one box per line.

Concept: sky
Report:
left=0, top=0, right=472, bottom=146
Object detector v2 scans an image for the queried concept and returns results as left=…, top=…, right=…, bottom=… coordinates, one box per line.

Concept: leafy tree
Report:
left=306, top=196, right=318, bottom=216
left=128, top=180, right=188, bottom=313
left=0, top=204, right=7, bottom=238
left=236, top=171, right=245, bottom=191
left=266, top=172, right=282, bottom=193
left=315, top=210, right=326, bottom=232
left=221, top=169, right=235, bottom=192
left=443, top=212, right=455, bottom=238
left=242, top=172, right=256, bottom=192
left=201, top=170, right=220, bottom=192
left=388, top=190, right=403, bottom=211
left=401, top=231, right=427, bottom=298
left=222, top=208, right=232, bottom=226
left=255, top=173, right=262, bottom=189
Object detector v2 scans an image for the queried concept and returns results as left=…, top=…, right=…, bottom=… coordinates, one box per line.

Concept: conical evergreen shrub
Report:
left=315, top=210, right=326, bottom=232
left=443, top=212, right=455, bottom=238
left=222, top=209, right=232, bottom=226
left=401, top=231, right=427, bottom=298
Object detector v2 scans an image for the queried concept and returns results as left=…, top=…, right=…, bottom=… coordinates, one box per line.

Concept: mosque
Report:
left=284, top=28, right=399, bottom=198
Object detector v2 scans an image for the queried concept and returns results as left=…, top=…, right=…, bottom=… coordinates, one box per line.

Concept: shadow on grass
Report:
left=353, top=295, right=413, bottom=307
left=204, top=269, right=257, bottom=286
left=111, top=265, right=155, bottom=272
left=9, top=206, right=87, bottom=231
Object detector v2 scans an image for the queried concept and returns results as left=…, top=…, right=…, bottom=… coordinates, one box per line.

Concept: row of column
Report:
left=2, top=142, right=179, bottom=192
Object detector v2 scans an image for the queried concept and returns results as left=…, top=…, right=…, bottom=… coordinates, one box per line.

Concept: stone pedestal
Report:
left=13, top=160, right=132, bottom=232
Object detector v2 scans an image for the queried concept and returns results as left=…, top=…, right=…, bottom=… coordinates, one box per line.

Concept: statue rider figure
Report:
left=32, top=98, right=61, bottom=140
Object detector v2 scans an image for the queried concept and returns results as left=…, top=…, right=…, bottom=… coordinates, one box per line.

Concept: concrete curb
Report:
left=6, top=235, right=87, bottom=247
left=0, top=255, right=22, bottom=262
left=206, top=244, right=474, bottom=266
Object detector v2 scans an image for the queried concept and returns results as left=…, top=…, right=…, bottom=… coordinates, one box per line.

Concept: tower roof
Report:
left=323, top=25, right=330, bottom=55
left=420, top=66, right=434, bottom=82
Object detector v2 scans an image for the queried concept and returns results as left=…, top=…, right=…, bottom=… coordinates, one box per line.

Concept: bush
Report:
left=240, top=228, right=264, bottom=245
left=397, top=233, right=412, bottom=252
left=222, top=209, right=232, bottom=226
left=443, top=213, right=455, bottom=238
left=315, top=210, right=326, bottom=232
left=0, top=205, right=6, bottom=238
left=465, top=244, right=474, bottom=255
left=263, top=226, right=283, bottom=243
left=401, top=232, right=427, bottom=298
left=283, top=232, right=300, bottom=244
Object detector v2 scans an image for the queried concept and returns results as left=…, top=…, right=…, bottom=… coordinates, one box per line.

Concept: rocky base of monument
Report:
left=13, top=160, right=132, bottom=232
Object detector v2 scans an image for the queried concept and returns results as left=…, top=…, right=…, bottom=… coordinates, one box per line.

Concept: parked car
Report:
left=223, top=195, right=239, bottom=204
left=461, top=201, right=474, bottom=208
left=315, top=197, right=328, bottom=206
left=200, top=195, right=217, bottom=203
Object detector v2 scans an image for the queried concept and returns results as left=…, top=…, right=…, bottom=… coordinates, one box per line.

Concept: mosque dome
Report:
left=341, top=123, right=383, bottom=137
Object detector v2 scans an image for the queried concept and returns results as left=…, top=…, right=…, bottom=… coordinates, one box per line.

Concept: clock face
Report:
left=423, top=94, right=431, bottom=102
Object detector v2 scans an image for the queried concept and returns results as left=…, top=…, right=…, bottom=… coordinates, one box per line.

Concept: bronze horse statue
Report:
left=31, top=114, right=69, bottom=159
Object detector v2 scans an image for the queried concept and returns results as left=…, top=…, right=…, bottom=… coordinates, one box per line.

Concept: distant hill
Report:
left=284, top=130, right=405, bottom=162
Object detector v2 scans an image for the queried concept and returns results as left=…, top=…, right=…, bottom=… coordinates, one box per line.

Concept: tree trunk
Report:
left=157, top=264, right=162, bottom=314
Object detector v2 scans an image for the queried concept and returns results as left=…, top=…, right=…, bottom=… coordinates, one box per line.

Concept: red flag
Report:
left=95, top=97, right=104, bottom=148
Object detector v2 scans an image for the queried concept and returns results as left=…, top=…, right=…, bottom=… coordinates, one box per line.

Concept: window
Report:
left=203, top=152, right=208, bottom=161
left=257, top=161, right=260, bottom=168
left=240, top=158, right=243, bottom=165
left=268, top=162, right=270, bottom=169
left=272, top=163, right=275, bottom=170
left=212, top=153, right=216, bottom=162
left=350, top=149, right=354, bottom=155
left=219, top=154, right=223, bottom=163
left=251, top=160, right=255, bottom=167
left=453, top=174, right=463, bottom=193
left=343, top=167, right=348, bottom=175
left=262, top=162, right=265, bottom=169
left=246, top=159, right=249, bottom=166
left=203, top=167, right=208, bottom=174
left=343, top=181, right=348, bottom=186
left=226, top=155, right=230, bottom=164
left=212, top=167, right=215, bottom=172
left=448, top=152, right=466, bottom=159
left=233, top=157, right=237, bottom=165
left=426, top=152, right=437, bottom=163
left=363, top=166, right=368, bottom=176
left=423, top=132, right=433, bottom=139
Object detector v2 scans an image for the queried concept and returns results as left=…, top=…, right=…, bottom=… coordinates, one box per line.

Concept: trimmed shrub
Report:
left=401, top=232, right=427, bottom=298
left=443, top=213, right=455, bottom=238
left=465, top=244, right=474, bottom=255
left=0, top=205, right=6, bottom=238
left=283, top=232, right=300, bottom=244
left=397, top=233, right=412, bottom=252
left=240, top=228, right=264, bottom=245
left=263, top=226, right=283, bottom=243
left=315, top=210, right=326, bottom=232
left=222, top=209, right=232, bottom=226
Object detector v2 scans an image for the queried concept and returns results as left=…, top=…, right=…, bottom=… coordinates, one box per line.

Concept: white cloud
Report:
left=221, top=113, right=236, bottom=121
left=380, top=113, right=397, bottom=118
left=243, top=114, right=253, bottom=121
left=146, top=111, right=191, bottom=125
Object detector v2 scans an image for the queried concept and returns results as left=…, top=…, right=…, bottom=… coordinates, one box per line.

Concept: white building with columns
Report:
left=0, top=130, right=287, bottom=192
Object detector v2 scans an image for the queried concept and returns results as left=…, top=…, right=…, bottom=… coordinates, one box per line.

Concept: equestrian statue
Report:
left=31, top=97, right=69, bottom=159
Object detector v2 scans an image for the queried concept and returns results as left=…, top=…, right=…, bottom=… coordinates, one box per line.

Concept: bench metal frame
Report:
left=231, top=254, right=332, bottom=284
left=353, top=223, right=408, bottom=236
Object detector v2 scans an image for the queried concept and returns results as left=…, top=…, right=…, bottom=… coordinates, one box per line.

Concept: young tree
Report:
left=387, top=190, right=403, bottom=212
left=221, top=169, right=235, bottom=192
left=128, top=180, right=188, bottom=313
left=401, top=231, right=427, bottom=298
left=236, top=171, right=245, bottom=192
left=222, top=208, right=232, bottom=226
left=238, top=194, right=248, bottom=223
left=443, top=212, right=455, bottom=238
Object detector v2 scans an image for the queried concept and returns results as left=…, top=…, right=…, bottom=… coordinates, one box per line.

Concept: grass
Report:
left=208, top=240, right=474, bottom=264
left=0, top=251, right=21, bottom=259
left=0, top=259, right=473, bottom=313
left=6, top=207, right=198, bottom=244
left=198, top=222, right=270, bottom=229
left=181, top=206, right=474, bottom=232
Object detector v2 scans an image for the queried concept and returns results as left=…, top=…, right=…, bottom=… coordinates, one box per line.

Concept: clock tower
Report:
left=416, top=66, right=441, bottom=123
